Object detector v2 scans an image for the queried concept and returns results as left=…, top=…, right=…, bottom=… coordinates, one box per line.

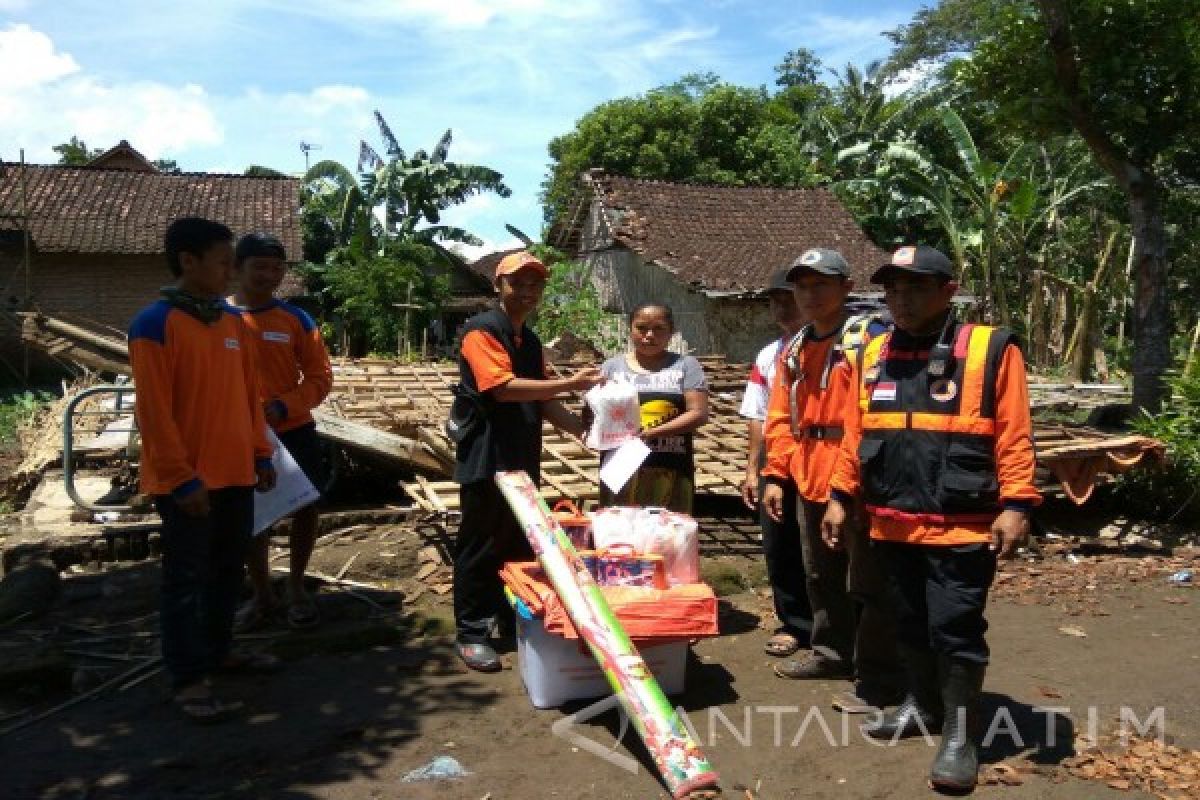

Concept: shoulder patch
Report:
left=128, top=300, right=173, bottom=345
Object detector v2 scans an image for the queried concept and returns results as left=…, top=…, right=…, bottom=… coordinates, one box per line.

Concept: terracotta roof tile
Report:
left=585, top=173, right=888, bottom=292
left=0, top=163, right=302, bottom=260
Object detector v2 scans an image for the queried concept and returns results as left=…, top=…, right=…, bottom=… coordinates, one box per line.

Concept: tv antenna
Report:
left=300, top=141, right=322, bottom=171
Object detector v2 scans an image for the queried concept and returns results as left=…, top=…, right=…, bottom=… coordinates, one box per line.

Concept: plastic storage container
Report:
left=515, top=606, right=688, bottom=709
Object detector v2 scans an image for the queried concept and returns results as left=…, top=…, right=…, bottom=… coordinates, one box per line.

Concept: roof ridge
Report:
left=0, top=163, right=299, bottom=181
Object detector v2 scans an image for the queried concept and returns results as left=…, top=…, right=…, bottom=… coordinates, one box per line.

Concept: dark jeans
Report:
left=454, top=480, right=535, bottom=644
left=759, top=476, right=811, bottom=642
left=874, top=540, right=998, bottom=665
left=800, top=498, right=900, bottom=688
left=155, top=486, right=254, bottom=690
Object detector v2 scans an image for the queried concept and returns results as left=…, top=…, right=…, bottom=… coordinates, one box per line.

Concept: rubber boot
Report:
left=930, top=658, right=986, bottom=791
left=863, top=645, right=942, bottom=740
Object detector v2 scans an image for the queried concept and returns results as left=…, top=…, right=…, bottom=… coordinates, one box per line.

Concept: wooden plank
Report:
left=313, top=410, right=448, bottom=475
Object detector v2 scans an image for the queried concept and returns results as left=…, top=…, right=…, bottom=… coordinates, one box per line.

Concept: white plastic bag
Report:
left=589, top=506, right=700, bottom=586
left=585, top=377, right=641, bottom=450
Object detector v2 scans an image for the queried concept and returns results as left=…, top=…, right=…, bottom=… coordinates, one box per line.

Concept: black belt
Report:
left=800, top=425, right=843, bottom=441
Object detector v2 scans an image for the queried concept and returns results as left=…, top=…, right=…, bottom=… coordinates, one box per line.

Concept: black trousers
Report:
left=874, top=540, right=997, bottom=665
left=155, top=486, right=254, bottom=690
left=759, top=476, right=812, bottom=642
left=800, top=499, right=899, bottom=687
left=454, top=480, right=535, bottom=644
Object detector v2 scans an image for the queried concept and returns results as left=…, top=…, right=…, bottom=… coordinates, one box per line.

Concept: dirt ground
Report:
left=2, top=500, right=1199, bottom=800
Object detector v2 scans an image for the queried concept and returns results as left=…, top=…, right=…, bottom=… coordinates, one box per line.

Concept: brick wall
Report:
left=0, top=251, right=170, bottom=378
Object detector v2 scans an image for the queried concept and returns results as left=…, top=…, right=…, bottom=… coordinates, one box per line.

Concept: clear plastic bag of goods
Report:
left=590, top=506, right=700, bottom=587
left=584, top=377, right=641, bottom=450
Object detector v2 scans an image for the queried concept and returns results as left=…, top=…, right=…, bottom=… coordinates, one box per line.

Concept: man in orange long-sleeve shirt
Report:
left=128, top=217, right=276, bottom=722
left=228, top=233, right=334, bottom=631
left=760, top=249, right=899, bottom=714
left=822, top=245, right=1040, bottom=791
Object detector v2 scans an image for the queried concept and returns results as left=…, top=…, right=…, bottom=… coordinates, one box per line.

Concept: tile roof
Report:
left=0, top=163, right=302, bottom=260
left=566, top=171, right=888, bottom=293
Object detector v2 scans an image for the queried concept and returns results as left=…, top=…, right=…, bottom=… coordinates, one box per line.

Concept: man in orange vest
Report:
left=823, top=245, right=1040, bottom=791
left=761, top=249, right=900, bottom=713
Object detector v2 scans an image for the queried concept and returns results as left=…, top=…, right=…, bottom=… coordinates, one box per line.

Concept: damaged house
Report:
left=549, top=169, right=888, bottom=361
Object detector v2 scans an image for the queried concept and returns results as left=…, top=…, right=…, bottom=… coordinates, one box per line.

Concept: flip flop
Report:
left=175, top=691, right=243, bottom=724
left=456, top=642, right=502, bottom=673
left=764, top=632, right=801, bottom=657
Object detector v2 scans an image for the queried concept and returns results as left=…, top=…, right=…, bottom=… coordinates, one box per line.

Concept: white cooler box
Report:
left=516, top=612, right=688, bottom=709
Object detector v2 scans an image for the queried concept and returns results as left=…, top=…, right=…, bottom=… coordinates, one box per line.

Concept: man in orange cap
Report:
left=450, top=250, right=603, bottom=672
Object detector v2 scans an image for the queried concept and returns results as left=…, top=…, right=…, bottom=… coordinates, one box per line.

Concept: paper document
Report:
left=253, top=429, right=320, bottom=535
left=598, top=437, right=652, bottom=493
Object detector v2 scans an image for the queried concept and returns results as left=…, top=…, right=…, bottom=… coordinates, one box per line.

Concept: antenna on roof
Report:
left=299, top=141, right=322, bottom=172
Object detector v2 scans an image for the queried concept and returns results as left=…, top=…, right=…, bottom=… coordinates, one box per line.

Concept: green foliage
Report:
left=527, top=246, right=621, bottom=352
left=0, top=390, right=54, bottom=445
left=1112, top=372, right=1200, bottom=522
left=52, top=136, right=102, bottom=165
left=244, top=165, right=287, bottom=178
left=960, top=0, right=1200, bottom=175
left=543, top=78, right=821, bottom=224
left=153, top=159, right=182, bottom=174
left=774, top=48, right=823, bottom=88
left=320, top=240, right=448, bottom=355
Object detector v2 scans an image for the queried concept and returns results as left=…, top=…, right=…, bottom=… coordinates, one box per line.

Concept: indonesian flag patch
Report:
left=871, top=382, right=898, bottom=402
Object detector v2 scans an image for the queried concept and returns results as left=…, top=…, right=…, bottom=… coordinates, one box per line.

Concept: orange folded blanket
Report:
left=500, top=560, right=718, bottom=642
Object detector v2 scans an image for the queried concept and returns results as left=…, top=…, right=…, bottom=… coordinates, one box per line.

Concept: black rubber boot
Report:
left=863, top=645, right=942, bottom=740
left=930, top=658, right=986, bottom=791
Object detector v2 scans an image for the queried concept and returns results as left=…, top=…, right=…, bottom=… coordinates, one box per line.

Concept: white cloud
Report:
left=0, top=24, right=221, bottom=160
left=0, top=23, right=79, bottom=90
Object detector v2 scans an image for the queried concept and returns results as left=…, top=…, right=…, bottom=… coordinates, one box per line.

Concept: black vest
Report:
left=453, top=308, right=545, bottom=485
left=857, top=322, right=1016, bottom=524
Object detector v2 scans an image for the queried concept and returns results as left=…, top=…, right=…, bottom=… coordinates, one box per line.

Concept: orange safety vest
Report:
left=855, top=321, right=1016, bottom=526
left=783, top=313, right=877, bottom=440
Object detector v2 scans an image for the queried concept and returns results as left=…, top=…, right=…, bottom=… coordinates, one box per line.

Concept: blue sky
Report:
left=0, top=0, right=926, bottom=257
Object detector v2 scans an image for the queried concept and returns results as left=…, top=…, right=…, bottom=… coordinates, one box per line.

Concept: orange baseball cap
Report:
left=495, top=251, right=548, bottom=279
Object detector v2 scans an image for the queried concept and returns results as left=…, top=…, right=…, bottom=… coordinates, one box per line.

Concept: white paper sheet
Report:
left=252, top=429, right=320, bottom=535
left=598, top=437, right=652, bottom=493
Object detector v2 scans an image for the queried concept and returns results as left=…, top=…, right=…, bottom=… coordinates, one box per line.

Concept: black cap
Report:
left=765, top=268, right=792, bottom=294
left=785, top=248, right=851, bottom=280
left=871, top=245, right=955, bottom=284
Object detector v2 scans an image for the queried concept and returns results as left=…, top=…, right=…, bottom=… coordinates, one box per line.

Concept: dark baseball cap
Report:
left=871, top=245, right=955, bottom=284
left=785, top=248, right=851, bottom=280
left=765, top=268, right=793, bottom=294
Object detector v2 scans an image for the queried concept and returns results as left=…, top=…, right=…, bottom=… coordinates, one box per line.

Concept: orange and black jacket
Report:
left=235, top=299, right=333, bottom=433
left=128, top=300, right=273, bottom=497
left=829, top=321, right=1041, bottom=545
left=762, top=320, right=880, bottom=503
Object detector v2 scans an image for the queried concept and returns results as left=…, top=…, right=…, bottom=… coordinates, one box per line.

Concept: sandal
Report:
left=233, top=598, right=280, bottom=634
left=456, top=642, right=502, bottom=673
left=764, top=632, right=801, bottom=657
left=217, top=650, right=283, bottom=675
left=175, top=688, right=243, bottom=724
left=285, top=593, right=320, bottom=630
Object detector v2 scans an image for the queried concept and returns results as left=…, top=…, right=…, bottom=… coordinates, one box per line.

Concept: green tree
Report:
left=951, top=0, right=1200, bottom=411
left=542, top=78, right=820, bottom=225
left=774, top=48, right=823, bottom=87
left=52, top=136, right=101, bottom=165
left=300, top=111, right=512, bottom=353
left=244, top=165, right=287, bottom=177
left=153, top=158, right=182, bottom=174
